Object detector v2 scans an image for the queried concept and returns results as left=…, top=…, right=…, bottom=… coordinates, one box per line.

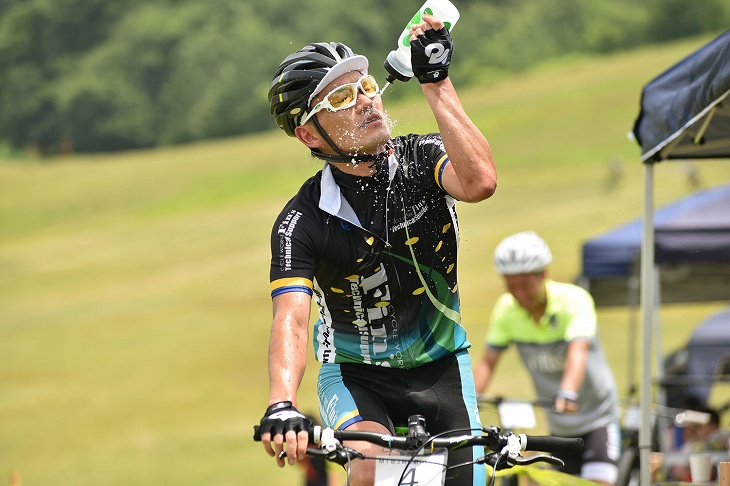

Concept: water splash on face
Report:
left=331, top=126, right=362, bottom=156
left=329, top=105, right=394, bottom=154
left=381, top=111, right=396, bottom=133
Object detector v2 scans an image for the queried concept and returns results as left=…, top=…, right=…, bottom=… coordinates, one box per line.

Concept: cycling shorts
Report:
left=558, top=420, right=620, bottom=484
left=316, top=349, right=484, bottom=486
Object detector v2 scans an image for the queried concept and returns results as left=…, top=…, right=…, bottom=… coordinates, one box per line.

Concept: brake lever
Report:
left=481, top=452, right=513, bottom=470
left=482, top=451, right=565, bottom=471
left=297, top=446, right=366, bottom=466
left=513, top=453, right=565, bottom=468
left=326, top=446, right=366, bottom=465
left=305, top=447, right=329, bottom=458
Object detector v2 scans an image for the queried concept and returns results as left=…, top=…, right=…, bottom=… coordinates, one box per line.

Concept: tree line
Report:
left=0, top=0, right=727, bottom=155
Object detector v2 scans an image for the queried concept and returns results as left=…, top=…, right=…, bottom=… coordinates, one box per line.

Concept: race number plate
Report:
left=622, top=404, right=640, bottom=430
left=374, top=450, right=448, bottom=486
left=498, top=401, right=536, bottom=429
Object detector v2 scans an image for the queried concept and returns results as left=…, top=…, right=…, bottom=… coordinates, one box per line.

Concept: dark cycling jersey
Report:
left=270, top=133, right=470, bottom=368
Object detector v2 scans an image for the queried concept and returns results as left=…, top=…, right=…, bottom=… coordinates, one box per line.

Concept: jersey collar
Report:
left=318, top=156, right=398, bottom=227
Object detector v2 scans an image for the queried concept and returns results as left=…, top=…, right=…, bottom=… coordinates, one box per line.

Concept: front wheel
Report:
left=615, top=446, right=639, bottom=486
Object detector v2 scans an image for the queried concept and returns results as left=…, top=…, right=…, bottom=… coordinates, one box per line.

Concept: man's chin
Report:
left=517, top=301, right=535, bottom=311
left=348, top=137, right=391, bottom=157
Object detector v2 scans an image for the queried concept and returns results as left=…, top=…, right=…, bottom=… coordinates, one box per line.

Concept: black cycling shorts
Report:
left=558, top=421, right=620, bottom=484
left=317, top=349, right=484, bottom=486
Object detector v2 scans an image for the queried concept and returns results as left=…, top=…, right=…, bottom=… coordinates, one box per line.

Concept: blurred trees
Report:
left=0, top=0, right=728, bottom=155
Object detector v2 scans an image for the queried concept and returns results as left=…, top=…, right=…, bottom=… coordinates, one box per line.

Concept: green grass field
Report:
left=2, top=35, right=729, bottom=485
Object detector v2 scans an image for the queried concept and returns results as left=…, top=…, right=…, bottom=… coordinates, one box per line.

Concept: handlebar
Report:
left=254, top=416, right=584, bottom=471
left=477, top=394, right=554, bottom=410
left=304, top=425, right=582, bottom=455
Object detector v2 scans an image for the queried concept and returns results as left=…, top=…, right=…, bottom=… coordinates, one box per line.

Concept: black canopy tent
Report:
left=578, top=183, right=730, bottom=307
left=577, top=184, right=730, bottom=410
left=633, top=30, right=730, bottom=162
left=629, top=29, right=730, bottom=486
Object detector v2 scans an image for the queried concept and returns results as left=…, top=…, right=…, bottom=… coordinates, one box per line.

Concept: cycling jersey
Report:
left=485, top=279, right=620, bottom=436
left=269, top=133, right=470, bottom=369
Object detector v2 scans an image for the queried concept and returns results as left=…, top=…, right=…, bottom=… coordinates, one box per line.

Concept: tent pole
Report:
left=692, top=105, right=716, bottom=145
left=628, top=274, right=639, bottom=397
left=639, top=162, right=656, bottom=486
left=654, top=268, right=669, bottom=453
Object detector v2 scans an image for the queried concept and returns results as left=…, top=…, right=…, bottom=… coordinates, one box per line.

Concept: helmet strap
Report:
left=311, top=116, right=349, bottom=158
left=309, top=116, right=385, bottom=164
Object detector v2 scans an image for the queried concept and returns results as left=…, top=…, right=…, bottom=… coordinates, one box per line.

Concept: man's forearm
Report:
left=422, top=79, right=496, bottom=202
left=560, top=341, right=589, bottom=393
left=268, top=320, right=308, bottom=406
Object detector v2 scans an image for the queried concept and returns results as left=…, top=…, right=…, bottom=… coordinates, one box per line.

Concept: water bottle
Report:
left=383, top=0, right=460, bottom=86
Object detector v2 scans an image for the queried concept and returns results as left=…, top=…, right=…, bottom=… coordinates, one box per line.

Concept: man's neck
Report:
left=529, top=302, right=547, bottom=323
left=329, top=159, right=378, bottom=177
left=529, top=283, right=548, bottom=323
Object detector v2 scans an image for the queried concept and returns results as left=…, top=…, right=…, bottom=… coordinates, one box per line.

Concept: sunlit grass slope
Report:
left=1, top=35, right=729, bottom=485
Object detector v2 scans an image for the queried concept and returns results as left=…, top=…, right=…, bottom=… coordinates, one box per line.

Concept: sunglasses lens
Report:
left=360, top=75, right=379, bottom=96
left=327, top=85, right=357, bottom=110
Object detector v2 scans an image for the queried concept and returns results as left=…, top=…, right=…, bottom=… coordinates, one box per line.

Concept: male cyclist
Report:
left=473, top=231, right=621, bottom=486
left=256, top=14, right=497, bottom=486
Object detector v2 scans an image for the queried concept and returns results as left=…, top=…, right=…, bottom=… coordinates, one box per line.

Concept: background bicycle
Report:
left=614, top=310, right=730, bottom=486
left=478, top=396, right=555, bottom=486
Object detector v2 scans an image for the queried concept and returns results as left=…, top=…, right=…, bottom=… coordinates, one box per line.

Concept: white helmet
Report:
left=493, top=231, right=552, bottom=275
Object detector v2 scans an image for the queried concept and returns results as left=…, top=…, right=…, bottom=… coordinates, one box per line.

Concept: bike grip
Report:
left=252, top=424, right=319, bottom=442
left=523, top=435, right=584, bottom=454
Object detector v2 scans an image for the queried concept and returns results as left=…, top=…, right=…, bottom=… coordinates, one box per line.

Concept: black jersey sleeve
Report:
left=269, top=197, right=320, bottom=299
left=393, top=133, right=451, bottom=196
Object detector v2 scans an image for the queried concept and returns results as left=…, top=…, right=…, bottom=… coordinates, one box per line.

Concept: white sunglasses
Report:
left=300, top=74, right=380, bottom=126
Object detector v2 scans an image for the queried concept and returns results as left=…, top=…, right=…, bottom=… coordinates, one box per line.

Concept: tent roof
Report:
left=689, top=305, right=730, bottom=347
left=578, top=184, right=730, bottom=306
left=655, top=187, right=730, bottom=262
left=582, top=183, right=730, bottom=278
left=632, top=29, right=730, bottom=162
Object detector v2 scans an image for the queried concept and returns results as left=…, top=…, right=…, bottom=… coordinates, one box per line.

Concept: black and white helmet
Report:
left=268, top=42, right=368, bottom=137
left=493, top=231, right=552, bottom=275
